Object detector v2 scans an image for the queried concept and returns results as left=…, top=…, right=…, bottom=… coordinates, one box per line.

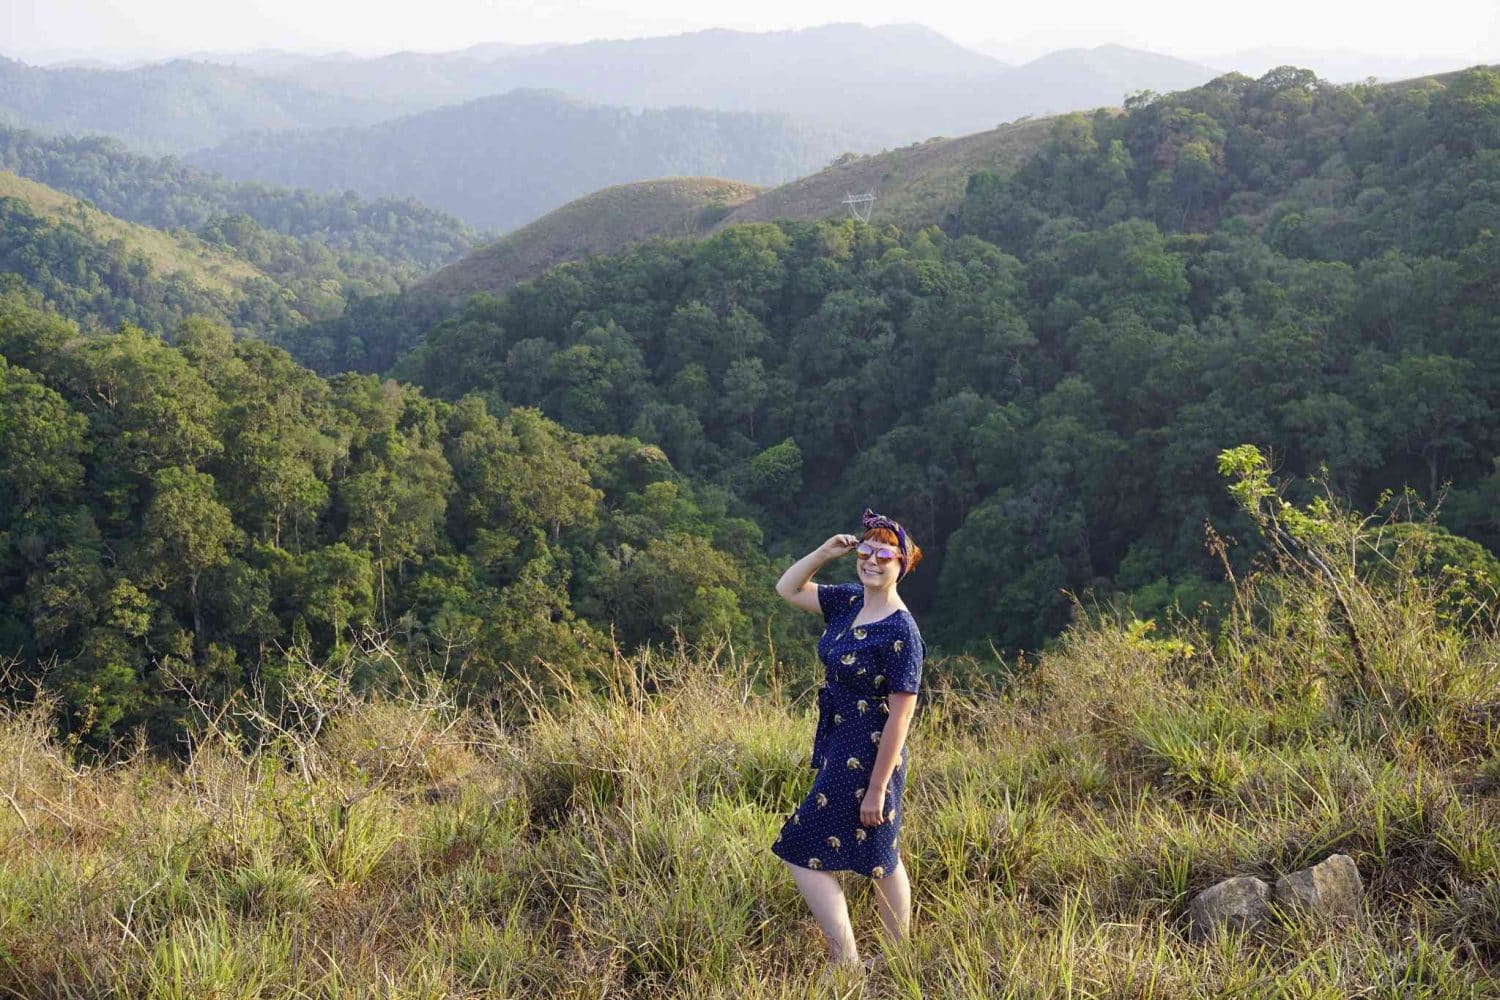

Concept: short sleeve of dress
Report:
left=817, top=581, right=858, bottom=624
left=887, top=619, right=924, bottom=693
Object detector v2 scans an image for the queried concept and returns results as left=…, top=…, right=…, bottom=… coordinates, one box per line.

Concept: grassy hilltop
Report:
left=3, top=456, right=1499, bottom=997
left=418, top=114, right=1060, bottom=302
left=710, top=113, right=1065, bottom=234
left=418, top=178, right=762, bottom=301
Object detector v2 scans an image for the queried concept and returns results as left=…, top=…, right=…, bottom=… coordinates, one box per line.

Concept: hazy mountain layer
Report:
left=0, top=56, right=400, bottom=154
left=184, top=90, right=854, bottom=231
left=224, top=26, right=1222, bottom=145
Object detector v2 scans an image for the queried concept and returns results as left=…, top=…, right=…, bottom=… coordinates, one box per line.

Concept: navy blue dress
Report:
left=771, top=581, right=925, bottom=878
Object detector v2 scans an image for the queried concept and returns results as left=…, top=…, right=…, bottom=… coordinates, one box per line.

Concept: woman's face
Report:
left=856, top=535, right=904, bottom=590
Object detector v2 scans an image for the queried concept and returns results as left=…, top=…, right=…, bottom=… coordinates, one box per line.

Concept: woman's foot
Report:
left=817, top=956, right=865, bottom=989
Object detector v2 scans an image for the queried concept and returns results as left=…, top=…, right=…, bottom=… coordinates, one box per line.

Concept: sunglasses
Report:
left=855, top=542, right=901, bottom=564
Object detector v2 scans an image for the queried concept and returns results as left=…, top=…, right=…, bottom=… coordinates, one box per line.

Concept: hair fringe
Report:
left=861, top=525, right=923, bottom=576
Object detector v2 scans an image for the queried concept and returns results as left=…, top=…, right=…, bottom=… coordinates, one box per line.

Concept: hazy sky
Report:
left=5, top=0, right=1498, bottom=63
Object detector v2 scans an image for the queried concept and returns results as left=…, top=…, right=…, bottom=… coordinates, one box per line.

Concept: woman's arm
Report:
left=861, top=693, right=916, bottom=826
left=775, top=534, right=858, bottom=613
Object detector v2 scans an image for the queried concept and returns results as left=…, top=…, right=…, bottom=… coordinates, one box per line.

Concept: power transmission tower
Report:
left=842, top=191, right=876, bottom=223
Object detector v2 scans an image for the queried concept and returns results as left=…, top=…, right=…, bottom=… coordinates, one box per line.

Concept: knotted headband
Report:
left=861, top=507, right=909, bottom=580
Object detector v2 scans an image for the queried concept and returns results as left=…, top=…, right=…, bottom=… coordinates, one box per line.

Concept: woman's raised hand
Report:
left=818, top=534, right=859, bottom=560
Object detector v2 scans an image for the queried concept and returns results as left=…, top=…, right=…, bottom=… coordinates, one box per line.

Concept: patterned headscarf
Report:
left=860, top=507, right=910, bottom=580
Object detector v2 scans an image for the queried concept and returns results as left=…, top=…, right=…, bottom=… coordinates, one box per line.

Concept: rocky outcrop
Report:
left=1187, top=854, right=1364, bottom=937
left=1274, top=853, right=1363, bottom=922
left=1188, top=876, right=1272, bottom=935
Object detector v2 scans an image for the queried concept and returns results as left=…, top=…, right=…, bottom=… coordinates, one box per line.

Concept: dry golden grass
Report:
left=417, top=177, right=761, bottom=301
left=713, top=113, right=1067, bottom=234
left=3, top=483, right=1500, bottom=996
left=416, top=112, right=1066, bottom=302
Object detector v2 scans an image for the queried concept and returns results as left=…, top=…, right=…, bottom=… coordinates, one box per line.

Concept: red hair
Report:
left=860, top=525, right=923, bottom=577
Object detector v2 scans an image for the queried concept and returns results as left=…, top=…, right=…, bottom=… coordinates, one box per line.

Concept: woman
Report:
left=770, top=507, right=925, bottom=976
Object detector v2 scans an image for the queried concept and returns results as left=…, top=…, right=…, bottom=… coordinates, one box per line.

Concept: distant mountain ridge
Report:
left=6, top=27, right=1475, bottom=165
left=195, top=26, right=1223, bottom=145
left=0, top=56, right=399, bottom=154
left=253, top=23, right=1004, bottom=124
left=183, top=89, right=853, bottom=231
left=1, top=27, right=1235, bottom=163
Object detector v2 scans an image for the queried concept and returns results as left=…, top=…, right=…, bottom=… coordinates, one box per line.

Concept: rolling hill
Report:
left=0, top=170, right=267, bottom=296
left=416, top=177, right=761, bottom=300
left=0, top=169, right=310, bottom=334
left=416, top=113, right=1063, bottom=300
left=710, top=114, right=1066, bottom=232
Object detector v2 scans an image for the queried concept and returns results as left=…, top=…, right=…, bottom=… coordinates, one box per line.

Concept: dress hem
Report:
left=771, top=841, right=901, bottom=879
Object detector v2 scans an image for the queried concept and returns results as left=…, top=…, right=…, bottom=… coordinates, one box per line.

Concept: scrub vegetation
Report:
left=3, top=455, right=1498, bottom=997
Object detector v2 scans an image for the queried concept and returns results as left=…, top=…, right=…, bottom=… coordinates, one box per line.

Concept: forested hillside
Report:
left=389, top=66, right=1500, bottom=652
left=3, top=62, right=1499, bottom=753
left=183, top=90, right=855, bottom=230
left=0, top=297, right=802, bottom=748
left=0, top=124, right=479, bottom=295
left=0, top=173, right=301, bottom=334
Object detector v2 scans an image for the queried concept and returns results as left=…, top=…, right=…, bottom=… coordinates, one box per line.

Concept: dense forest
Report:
left=2, top=63, right=1499, bottom=750
left=0, top=195, right=304, bottom=335
left=0, top=296, right=802, bottom=747
left=387, top=66, right=1500, bottom=650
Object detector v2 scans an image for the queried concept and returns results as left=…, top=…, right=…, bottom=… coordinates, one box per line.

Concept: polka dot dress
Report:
left=771, top=581, right=925, bottom=878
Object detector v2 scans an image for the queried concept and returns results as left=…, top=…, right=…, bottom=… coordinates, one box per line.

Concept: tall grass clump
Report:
left=1, top=445, right=1499, bottom=997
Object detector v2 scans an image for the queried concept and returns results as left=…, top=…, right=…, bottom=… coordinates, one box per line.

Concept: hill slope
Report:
left=0, top=171, right=267, bottom=295
left=417, top=177, right=761, bottom=300
left=5, top=522, right=1500, bottom=994
left=712, top=114, right=1065, bottom=232
left=0, top=170, right=306, bottom=333
left=0, top=123, right=477, bottom=275
left=413, top=115, right=1060, bottom=300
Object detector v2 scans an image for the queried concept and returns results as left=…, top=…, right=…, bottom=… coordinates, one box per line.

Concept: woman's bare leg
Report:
left=872, top=858, right=911, bottom=945
left=785, top=861, right=861, bottom=967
